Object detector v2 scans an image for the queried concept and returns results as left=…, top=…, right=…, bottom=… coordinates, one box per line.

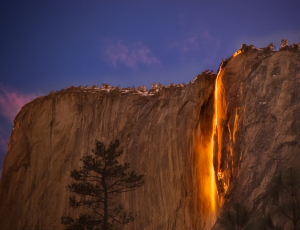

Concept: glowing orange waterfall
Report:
left=213, top=61, right=238, bottom=204
left=208, top=65, right=226, bottom=225
left=211, top=66, right=225, bottom=209
left=196, top=64, right=233, bottom=229
left=196, top=128, right=218, bottom=229
left=213, top=66, right=227, bottom=194
left=197, top=53, right=242, bottom=228
left=213, top=63, right=234, bottom=206
left=195, top=66, right=223, bottom=229
left=211, top=66, right=225, bottom=208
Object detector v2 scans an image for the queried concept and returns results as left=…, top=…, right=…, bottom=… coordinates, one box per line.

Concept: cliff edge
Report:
left=0, top=42, right=300, bottom=229
left=0, top=71, right=216, bottom=229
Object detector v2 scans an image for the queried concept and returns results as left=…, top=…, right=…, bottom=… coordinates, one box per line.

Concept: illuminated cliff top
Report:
left=46, top=70, right=215, bottom=97
left=17, top=41, right=300, bottom=126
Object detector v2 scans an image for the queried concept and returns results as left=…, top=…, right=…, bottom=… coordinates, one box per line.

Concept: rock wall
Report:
left=0, top=72, right=216, bottom=229
left=0, top=43, right=300, bottom=230
left=212, top=44, right=300, bottom=228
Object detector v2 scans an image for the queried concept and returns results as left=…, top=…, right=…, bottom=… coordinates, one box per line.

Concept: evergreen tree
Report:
left=280, top=39, right=288, bottom=48
left=61, top=140, right=144, bottom=230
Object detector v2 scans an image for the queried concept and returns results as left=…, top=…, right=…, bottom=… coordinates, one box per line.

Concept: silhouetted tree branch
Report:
left=61, top=140, right=144, bottom=230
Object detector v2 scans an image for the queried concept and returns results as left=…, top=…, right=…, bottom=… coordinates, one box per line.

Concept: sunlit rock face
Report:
left=0, top=44, right=299, bottom=230
left=212, top=46, right=300, bottom=229
left=0, top=74, right=216, bottom=229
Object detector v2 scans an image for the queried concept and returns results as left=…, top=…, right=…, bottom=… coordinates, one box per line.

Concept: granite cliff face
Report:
left=0, top=71, right=217, bottom=229
left=212, top=44, right=300, bottom=229
left=0, top=43, right=299, bottom=230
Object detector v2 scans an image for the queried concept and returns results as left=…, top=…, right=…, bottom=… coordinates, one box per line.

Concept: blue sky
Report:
left=0, top=0, right=300, bottom=175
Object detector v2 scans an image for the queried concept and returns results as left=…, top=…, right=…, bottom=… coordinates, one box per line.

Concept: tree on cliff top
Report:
left=280, top=39, right=288, bottom=48
left=61, top=140, right=145, bottom=230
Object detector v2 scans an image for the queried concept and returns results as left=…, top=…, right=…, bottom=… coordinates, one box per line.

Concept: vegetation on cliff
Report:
left=61, top=140, right=144, bottom=230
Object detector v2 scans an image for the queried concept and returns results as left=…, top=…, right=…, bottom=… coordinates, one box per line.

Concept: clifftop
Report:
left=18, top=41, right=300, bottom=127
left=44, top=41, right=300, bottom=99
left=1, top=41, right=300, bottom=230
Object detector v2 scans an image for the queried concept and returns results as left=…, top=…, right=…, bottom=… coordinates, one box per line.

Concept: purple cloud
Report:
left=201, top=32, right=221, bottom=65
left=173, top=31, right=221, bottom=67
left=168, top=30, right=220, bottom=56
left=201, top=30, right=211, bottom=40
left=0, top=84, right=40, bottom=122
left=168, top=35, right=199, bottom=53
left=105, top=41, right=160, bottom=68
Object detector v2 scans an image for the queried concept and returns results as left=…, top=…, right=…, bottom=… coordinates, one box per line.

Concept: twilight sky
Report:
left=0, top=0, right=300, bottom=175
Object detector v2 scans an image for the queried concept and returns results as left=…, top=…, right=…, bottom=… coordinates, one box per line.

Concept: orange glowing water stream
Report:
left=197, top=62, right=237, bottom=228
left=205, top=66, right=224, bottom=224
left=214, top=65, right=227, bottom=179
left=211, top=67, right=222, bottom=211
left=202, top=52, right=241, bottom=227
left=213, top=59, right=239, bottom=202
left=210, top=64, right=226, bottom=215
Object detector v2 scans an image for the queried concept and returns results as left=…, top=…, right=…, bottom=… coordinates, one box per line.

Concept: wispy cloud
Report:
left=0, top=84, right=40, bottom=122
left=168, top=30, right=221, bottom=66
left=168, top=30, right=220, bottom=54
left=105, top=40, right=160, bottom=68
left=168, top=35, right=199, bottom=53
left=201, top=31, right=221, bottom=65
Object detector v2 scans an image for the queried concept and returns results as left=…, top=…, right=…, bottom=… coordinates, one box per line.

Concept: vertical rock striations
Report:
left=212, top=44, right=300, bottom=228
left=0, top=43, right=300, bottom=229
left=0, top=73, right=216, bottom=229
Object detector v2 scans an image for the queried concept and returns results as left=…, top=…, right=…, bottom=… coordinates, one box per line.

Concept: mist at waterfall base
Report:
left=0, top=0, right=300, bottom=178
